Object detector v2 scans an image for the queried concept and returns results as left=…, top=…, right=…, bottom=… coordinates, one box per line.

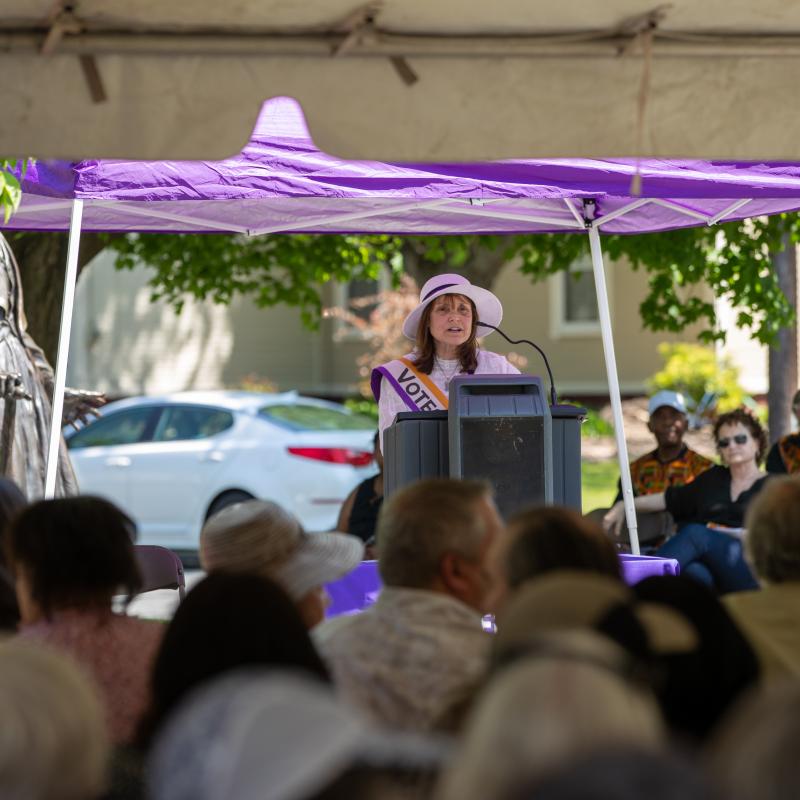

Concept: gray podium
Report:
left=383, top=374, right=585, bottom=519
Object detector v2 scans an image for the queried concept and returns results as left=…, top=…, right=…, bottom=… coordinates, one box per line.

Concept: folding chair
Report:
left=134, top=545, right=186, bottom=601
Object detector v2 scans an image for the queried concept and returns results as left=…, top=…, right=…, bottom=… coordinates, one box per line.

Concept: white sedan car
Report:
left=65, top=391, right=376, bottom=552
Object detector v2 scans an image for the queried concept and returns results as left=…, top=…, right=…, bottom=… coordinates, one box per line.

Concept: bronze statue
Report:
left=0, top=234, right=105, bottom=498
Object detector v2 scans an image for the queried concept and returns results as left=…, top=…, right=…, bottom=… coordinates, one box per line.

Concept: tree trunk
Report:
left=768, top=234, right=798, bottom=443
left=5, top=232, right=112, bottom=365
left=401, top=240, right=509, bottom=291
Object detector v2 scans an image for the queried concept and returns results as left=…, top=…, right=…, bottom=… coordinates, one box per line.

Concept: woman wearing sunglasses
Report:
left=605, top=408, right=768, bottom=594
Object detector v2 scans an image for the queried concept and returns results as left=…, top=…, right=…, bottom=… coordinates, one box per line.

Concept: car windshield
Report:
left=259, top=403, right=374, bottom=431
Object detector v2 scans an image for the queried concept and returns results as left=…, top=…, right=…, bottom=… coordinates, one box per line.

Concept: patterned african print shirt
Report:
left=616, top=446, right=714, bottom=500
left=766, top=432, right=800, bottom=474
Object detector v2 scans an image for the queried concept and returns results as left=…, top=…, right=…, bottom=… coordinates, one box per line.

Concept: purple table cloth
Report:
left=325, top=554, right=680, bottom=618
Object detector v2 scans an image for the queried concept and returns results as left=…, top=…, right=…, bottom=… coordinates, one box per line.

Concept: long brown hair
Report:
left=413, top=293, right=478, bottom=375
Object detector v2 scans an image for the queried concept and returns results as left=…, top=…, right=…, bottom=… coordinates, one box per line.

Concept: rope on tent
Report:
left=616, top=5, right=670, bottom=195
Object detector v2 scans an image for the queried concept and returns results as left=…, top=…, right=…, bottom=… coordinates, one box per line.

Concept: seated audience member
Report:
left=723, top=476, right=800, bottom=680
left=490, top=571, right=698, bottom=736
left=765, top=388, right=800, bottom=473
left=0, top=639, right=108, bottom=800
left=505, top=747, right=717, bottom=800
left=707, top=682, right=800, bottom=800
left=625, top=391, right=714, bottom=497
left=200, top=499, right=363, bottom=629
left=137, top=571, right=329, bottom=749
left=337, top=431, right=384, bottom=547
left=492, top=571, right=695, bottom=670
left=8, top=496, right=164, bottom=745
left=488, top=506, right=622, bottom=611
left=633, top=575, right=760, bottom=742
left=0, top=477, right=26, bottom=630
left=317, top=479, right=504, bottom=731
left=148, top=670, right=448, bottom=800
left=436, top=630, right=664, bottom=800
left=605, top=408, right=768, bottom=594
left=590, top=391, right=713, bottom=550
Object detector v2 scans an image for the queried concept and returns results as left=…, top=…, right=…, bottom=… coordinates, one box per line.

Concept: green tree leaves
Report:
left=107, top=214, right=798, bottom=347
left=0, top=159, right=25, bottom=223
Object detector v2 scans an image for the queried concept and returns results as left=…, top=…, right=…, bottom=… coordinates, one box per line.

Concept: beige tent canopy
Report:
left=4, top=0, right=800, bottom=161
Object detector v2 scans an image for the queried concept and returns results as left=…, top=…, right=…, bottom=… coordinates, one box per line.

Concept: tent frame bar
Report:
left=247, top=197, right=457, bottom=236
left=709, top=198, right=751, bottom=224
left=103, top=201, right=252, bottom=234
left=432, top=201, right=584, bottom=229
left=44, top=199, right=83, bottom=498
left=11, top=193, right=760, bottom=235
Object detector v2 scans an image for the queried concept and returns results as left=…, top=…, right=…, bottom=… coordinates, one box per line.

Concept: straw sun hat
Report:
left=402, top=273, right=503, bottom=340
left=200, top=500, right=363, bottom=600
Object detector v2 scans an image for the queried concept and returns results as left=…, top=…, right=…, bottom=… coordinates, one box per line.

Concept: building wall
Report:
left=67, top=249, right=709, bottom=399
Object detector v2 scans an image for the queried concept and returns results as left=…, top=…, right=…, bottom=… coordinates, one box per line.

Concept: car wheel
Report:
left=205, top=490, right=255, bottom=520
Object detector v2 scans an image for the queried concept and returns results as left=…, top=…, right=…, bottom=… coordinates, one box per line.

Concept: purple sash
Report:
left=370, top=358, right=448, bottom=412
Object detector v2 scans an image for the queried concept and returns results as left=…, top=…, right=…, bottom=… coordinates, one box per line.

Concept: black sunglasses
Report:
left=718, top=434, right=749, bottom=448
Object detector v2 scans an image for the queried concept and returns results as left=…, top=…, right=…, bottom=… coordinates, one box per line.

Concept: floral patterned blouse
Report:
left=20, top=608, right=164, bottom=744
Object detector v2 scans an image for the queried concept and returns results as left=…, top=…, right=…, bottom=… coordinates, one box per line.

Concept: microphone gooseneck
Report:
left=477, top=321, right=558, bottom=407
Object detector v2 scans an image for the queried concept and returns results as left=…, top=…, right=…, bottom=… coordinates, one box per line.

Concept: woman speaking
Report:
left=371, top=274, right=519, bottom=440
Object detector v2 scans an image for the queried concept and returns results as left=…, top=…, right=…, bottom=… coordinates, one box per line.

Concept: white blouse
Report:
left=377, top=350, right=521, bottom=447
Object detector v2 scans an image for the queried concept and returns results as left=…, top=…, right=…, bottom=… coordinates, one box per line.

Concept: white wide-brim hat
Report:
left=149, top=670, right=451, bottom=800
left=200, top=500, right=364, bottom=600
left=402, top=273, right=503, bottom=341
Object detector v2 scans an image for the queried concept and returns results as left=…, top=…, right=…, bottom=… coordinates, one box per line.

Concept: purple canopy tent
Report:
left=9, top=96, right=800, bottom=552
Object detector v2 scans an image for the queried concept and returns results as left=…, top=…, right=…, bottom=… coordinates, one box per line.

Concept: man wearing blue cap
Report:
left=624, top=391, right=714, bottom=500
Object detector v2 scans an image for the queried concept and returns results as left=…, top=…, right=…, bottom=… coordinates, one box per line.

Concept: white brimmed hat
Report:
left=149, top=670, right=450, bottom=800
left=402, top=273, right=503, bottom=340
left=648, top=390, right=688, bottom=416
left=200, top=500, right=363, bottom=600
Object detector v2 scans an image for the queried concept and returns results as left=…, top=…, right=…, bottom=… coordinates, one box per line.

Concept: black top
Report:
left=664, top=465, right=769, bottom=529
left=347, top=475, right=383, bottom=544
left=766, top=441, right=786, bottom=473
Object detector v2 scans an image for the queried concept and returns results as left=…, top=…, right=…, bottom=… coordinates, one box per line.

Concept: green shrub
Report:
left=344, top=397, right=379, bottom=421
left=559, top=400, right=613, bottom=438
left=647, top=343, right=746, bottom=414
left=580, top=408, right=614, bottom=438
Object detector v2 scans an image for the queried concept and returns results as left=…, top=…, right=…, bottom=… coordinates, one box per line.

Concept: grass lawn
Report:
left=581, top=459, right=619, bottom=513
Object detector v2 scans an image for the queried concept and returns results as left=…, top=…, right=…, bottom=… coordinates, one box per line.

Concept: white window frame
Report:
left=331, top=271, right=392, bottom=341
left=548, top=254, right=612, bottom=339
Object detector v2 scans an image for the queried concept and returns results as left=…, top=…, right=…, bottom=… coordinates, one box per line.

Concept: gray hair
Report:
left=745, top=476, right=800, bottom=583
left=0, top=639, right=109, bottom=800
left=377, top=479, right=492, bottom=589
left=437, top=631, right=663, bottom=800
left=708, top=682, right=800, bottom=800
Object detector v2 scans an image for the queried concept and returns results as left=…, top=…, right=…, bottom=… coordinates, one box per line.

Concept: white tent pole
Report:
left=587, top=223, right=640, bottom=555
left=44, top=199, right=83, bottom=499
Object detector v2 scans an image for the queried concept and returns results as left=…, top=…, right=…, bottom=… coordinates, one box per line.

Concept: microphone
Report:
left=477, top=321, right=559, bottom=408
